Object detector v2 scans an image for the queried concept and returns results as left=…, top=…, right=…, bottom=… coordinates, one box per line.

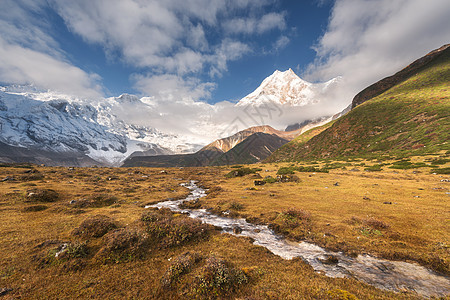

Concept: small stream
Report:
left=147, top=181, right=449, bottom=298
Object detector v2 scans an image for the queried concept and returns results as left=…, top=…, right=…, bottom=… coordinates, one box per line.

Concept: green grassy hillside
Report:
left=266, top=122, right=333, bottom=162
left=269, top=46, right=450, bottom=162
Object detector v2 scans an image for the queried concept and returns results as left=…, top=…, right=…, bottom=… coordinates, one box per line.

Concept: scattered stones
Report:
left=319, top=255, right=339, bottom=264
left=440, top=179, right=450, bottom=182
left=55, top=243, right=69, bottom=258
left=1, top=176, right=15, bottom=182
left=383, top=202, right=392, bottom=205
left=254, top=180, right=266, bottom=186
left=333, top=182, right=340, bottom=186
left=160, top=170, right=168, bottom=174
left=276, top=174, right=300, bottom=183
left=363, top=196, right=371, bottom=200
left=0, top=288, right=13, bottom=296
left=232, top=226, right=242, bottom=234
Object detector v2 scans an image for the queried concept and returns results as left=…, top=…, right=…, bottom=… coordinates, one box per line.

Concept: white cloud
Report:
left=273, top=36, right=290, bottom=52
left=0, top=37, right=103, bottom=99
left=1, top=0, right=287, bottom=103
left=223, top=13, right=286, bottom=35
left=306, top=0, right=450, bottom=105
left=51, top=0, right=283, bottom=79
left=132, top=74, right=216, bottom=102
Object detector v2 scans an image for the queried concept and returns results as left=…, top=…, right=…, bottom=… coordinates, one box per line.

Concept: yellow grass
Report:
left=0, top=162, right=447, bottom=299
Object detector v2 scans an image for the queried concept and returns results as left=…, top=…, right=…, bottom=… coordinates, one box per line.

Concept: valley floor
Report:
left=0, top=156, right=448, bottom=299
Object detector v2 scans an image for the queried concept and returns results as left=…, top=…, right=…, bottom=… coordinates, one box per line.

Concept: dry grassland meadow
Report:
left=0, top=155, right=448, bottom=299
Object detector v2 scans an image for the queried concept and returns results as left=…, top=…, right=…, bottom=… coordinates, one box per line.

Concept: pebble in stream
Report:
left=146, top=181, right=450, bottom=298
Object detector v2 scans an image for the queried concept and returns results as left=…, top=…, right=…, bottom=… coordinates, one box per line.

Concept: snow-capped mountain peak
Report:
left=237, top=69, right=339, bottom=107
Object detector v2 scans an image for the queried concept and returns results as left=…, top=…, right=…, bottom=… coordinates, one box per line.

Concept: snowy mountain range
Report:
left=0, top=69, right=342, bottom=166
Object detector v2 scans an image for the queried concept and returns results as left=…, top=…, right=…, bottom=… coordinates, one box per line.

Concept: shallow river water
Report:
left=147, top=181, right=449, bottom=298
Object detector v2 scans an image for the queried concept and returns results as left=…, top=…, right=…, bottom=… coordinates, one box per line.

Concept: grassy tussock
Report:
left=72, top=215, right=118, bottom=238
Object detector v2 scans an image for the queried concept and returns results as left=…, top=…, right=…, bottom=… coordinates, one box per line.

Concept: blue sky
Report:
left=1, top=0, right=449, bottom=105
left=46, top=0, right=333, bottom=101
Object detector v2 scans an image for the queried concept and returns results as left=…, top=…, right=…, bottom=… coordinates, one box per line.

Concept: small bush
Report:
left=277, top=166, right=328, bottom=175
left=364, top=217, right=390, bottom=230
left=277, top=167, right=296, bottom=175
left=364, top=165, right=383, bottom=172
left=161, top=252, right=202, bottom=288
left=229, top=202, right=244, bottom=211
left=389, top=160, right=428, bottom=169
left=72, top=215, right=117, bottom=238
left=72, top=194, right=118, bottom=208
left=67, top=242, right=89, bottom=258
left=277, top=209, right=311, bottom=229
left=276, top=174, right=300, bottom=183
left=22, top=205, right=48, bottom=212
left=225, top=168, right=262, bottom=178
left=179, top=199, right=202, bottom=209
left=430, top=158, right=449, bottom=165
left=263, top=176, right=277, bottom=184
left=26, top=189, right=58, bottom=202
left=143, top=210, right=211, bottom=249
left=431, top=167, right=450, bottom=174
left=97, top=228, right=149, bottom=263
left=193, top=256, right=248, bottom=297
left=20, top=171, right=44, bottom=181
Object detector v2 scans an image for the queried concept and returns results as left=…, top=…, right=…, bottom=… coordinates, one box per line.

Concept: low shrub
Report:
left=431, top=167, right=450, bottom=174
left=389, top=160, right=428, bottom=169
left=72, top=194, right=118, bottom=208
left=26, top=189, right=59, bottom=202
left=225, top=168, right=262, bottom=178
left=22, top=205, right=48, bottom=212
left=97, top=228, right=149, bottom=263
left=67, top=242, right=89, bottom=258
left=277, top=167, right=296, bottom=175
left=277, top=166, right=328, bottom=175
left=179, top=199, right=202, bottom=209
left=430, top=158, right=450, bottom=165
left=229, top=201, right=244, bottom=211
left=263, top=176, right=277, bottom=184
left=72, top=215, right=117, bottom=238
left=364, top=165, right=383, bottom=172
left=193, top=256, right=248, bottom=297
left=277, top=209, right=311, bottom=229
left=143, top=210, right=211, bottom=249
left=276, top=174, right=300, bottom=183
left=161, top=251, right=202, bottom=288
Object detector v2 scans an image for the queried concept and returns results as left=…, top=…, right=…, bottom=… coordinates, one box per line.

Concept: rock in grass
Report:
left=233, top=226, right=243, bottom=234
left=0, top=288, right=13, bottom=296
